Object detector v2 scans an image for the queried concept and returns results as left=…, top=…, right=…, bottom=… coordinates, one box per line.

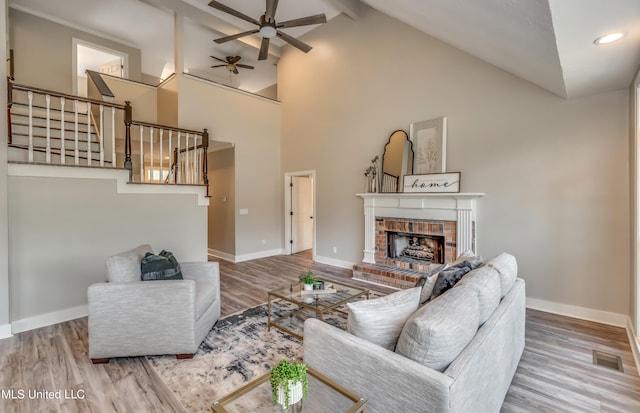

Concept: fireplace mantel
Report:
left=356, top=192, right=484, bottom=264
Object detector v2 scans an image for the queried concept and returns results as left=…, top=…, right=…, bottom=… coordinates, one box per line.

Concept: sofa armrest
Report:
left=87, top=280, right=197, bottom=358
left=304, top=318, right=454, bottom=413
left=181, top=261, right=220, bottom=285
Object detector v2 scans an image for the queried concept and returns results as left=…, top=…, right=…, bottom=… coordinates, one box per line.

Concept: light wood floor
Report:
left=0, top=253, right=638, bottom=412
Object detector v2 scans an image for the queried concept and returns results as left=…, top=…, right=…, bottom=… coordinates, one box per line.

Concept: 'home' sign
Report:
left=403, top=172, right=461, bottom=193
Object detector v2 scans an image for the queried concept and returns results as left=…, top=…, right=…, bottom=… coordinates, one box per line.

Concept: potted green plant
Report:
left=299, top=270, right=316, bottom=291
left=270, top=360, right=309, bottom=409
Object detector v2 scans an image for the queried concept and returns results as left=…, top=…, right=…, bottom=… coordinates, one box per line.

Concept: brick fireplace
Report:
left=353, top=193, right=483, bottom=288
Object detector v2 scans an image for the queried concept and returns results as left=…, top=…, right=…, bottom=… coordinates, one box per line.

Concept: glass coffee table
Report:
left=267, top=279, right=369, bottom=340
left=211, top=366, right=367, bottom=413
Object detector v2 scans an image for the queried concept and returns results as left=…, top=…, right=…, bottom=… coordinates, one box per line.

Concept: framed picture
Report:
left=410, top=117, right=447, bottom=174
left=403, top=172, right=461, bottom=193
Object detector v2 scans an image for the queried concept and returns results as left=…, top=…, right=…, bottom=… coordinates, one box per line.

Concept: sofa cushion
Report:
left=105, top=244, right=153, bottom=283
left=347, top=287, right=421, bottom=351
left=430, top=261, right=472, bottom=299
left=396, top=286, right=480, bottom=372
left=415, top=264, right=447, bottom=304
left=484, top=253, right=518, bottom=297
left=456, top=266, right=501, bottom=325
left=140, top=250, right=183, bottom=281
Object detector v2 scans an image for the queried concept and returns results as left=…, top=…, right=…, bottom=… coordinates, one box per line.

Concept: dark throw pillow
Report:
left=140, top=250, right=183, bottom=281
left=430, top=261, right=472, bottom=298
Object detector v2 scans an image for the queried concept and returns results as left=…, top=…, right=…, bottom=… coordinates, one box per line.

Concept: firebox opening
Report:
left=387, top=232, right=445, bottom=264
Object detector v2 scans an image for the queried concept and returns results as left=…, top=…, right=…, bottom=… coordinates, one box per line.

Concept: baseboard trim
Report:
left=208, top=248, right=284, bottom=263
left=235, top=249, right=283, bottom=263
left=11, top=305, right=88, bottom=334
left=526, top=297, right=627, bottom=327
left=0, top=323, right=12, bottom=339
left=314, top=255, right=356, bottom=270
left=208, top=248, right=236, bottom=263
left=626, top=317, right=640, bottom=375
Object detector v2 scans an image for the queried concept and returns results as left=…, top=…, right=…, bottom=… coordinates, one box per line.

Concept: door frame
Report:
left=72, top=38, right=129, bottom=95
left=284, top=170, right=316, bottom=258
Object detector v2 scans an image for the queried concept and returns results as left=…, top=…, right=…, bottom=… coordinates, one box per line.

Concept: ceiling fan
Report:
left=209, top=0, right=327, bottom=60
left=210, top=55, right=254, bottom=74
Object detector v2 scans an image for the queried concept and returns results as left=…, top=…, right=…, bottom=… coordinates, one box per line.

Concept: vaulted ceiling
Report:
left=9, top=0, right=640, bottom=98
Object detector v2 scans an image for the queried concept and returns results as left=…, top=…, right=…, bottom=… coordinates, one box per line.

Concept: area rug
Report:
left=147, top=297, right=369, bottom=412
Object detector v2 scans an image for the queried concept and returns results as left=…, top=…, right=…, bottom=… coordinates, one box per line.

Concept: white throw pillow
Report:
left=347, top=287, right=421, bottom=351
left=453, top=249, right=483, bottom=269
left=105, top=244, right=153, bottom=283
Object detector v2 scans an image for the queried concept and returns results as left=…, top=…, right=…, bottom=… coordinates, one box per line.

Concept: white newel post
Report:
left=357, top=193, right=484, bottom=264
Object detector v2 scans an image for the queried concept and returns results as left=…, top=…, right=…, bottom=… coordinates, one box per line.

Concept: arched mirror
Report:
left=381, top=130, right=414, bottom=192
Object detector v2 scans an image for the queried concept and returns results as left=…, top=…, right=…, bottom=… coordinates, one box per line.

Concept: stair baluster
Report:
left=60, top=97, right=65, bottom=164
left=27, top=90, right=33, bottom=162
left=45, top=94, right=51, bottom=164
left=86, top=102, right=92, bottom=166
left=99, top=104, right=104, bottom=167
left=74, top=100, right=79, bottom=165
left=139, top=125, right=144, bottom=182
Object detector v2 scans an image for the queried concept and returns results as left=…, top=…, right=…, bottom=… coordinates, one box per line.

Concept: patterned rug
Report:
left=147, top=297, right=366, bottom=412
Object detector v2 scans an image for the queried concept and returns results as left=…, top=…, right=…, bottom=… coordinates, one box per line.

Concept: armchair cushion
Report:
left=105, top=244, right=153, bottom=283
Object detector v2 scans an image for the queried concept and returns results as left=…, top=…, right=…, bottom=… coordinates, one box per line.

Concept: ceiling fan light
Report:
left=593, top=32, right=625, bottom=45
left=260, top=25, right=277, bottom=39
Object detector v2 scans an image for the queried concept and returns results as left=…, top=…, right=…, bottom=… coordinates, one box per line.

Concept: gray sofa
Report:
left=303, top=253, right=525, bottom=413
left=88, top=244, right=220, bottom=362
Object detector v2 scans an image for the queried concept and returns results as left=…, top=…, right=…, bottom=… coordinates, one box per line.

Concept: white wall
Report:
left=7, top=167, right=207, bottom=330
left=0, top=0, right=10, bottom=338
left=9, top=9, right=142, bottom=94
left=178, top=74, right=282, bottom=258
left=631, top=66, right=640, bottom=333
left=278, top=7, right=630, bottom=316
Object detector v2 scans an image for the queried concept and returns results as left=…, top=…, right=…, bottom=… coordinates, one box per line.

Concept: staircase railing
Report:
left=7, top=80, right=208, bottom=188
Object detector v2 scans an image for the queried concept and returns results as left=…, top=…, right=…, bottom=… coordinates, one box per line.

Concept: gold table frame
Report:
left=267, top=278, right=369, bottom=340
left=211, top=366, right=367, bottom=413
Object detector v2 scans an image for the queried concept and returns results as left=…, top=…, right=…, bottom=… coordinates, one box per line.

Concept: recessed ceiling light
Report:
left=594, top=32, right=625, bottom=45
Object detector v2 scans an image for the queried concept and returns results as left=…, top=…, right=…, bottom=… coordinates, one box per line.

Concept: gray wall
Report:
left=208, top=148, right=236, bottom=255
left=278, top=7, right=630, bottom=315
left=9, top=9, right=142, bottom=93
left=178, top=75, right=281, bottom=258
left=8, top=173, right=207, bottom=323
left=0, top=0, right=10, bottom=334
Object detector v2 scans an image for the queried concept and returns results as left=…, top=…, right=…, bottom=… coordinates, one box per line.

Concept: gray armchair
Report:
left=88, top=244, right=220, bottom=363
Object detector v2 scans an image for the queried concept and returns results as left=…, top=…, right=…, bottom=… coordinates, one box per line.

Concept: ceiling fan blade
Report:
left=259, top=37, right=270, bottom=60
left=276, top=30, right=312, bottom=53
left=210, top=56, right=227, bottom=63
left=265, top=0, right=279, bottom=22
left=277, top=14, right=327, bottom=29
left=236, top=64, right=255, bottom=70
left=233, top=67, right=239, bottom=75
left=229, top=56, right=241, bottom=64
left=210, top=65, right=226, bottom=68
left=214, top=29, right=260, bottom=44
left=208, top=1, right=260, bottom=25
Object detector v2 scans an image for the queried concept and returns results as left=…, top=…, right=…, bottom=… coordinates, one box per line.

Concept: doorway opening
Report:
left=72, top=38, right=128, bottom=97
left=284, top=171, right=316, bottom=258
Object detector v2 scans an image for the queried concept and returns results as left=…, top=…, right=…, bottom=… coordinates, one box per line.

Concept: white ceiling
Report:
left=9, top=0, right=640, bottom=99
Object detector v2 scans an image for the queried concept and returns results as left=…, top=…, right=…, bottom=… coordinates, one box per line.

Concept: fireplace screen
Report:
left=387, top=232, right=445, bottom=264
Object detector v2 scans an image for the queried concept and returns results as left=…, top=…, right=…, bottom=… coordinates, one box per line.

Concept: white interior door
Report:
left=292, top=176, right=313, bottom=253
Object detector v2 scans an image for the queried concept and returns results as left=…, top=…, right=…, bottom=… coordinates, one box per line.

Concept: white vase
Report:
left=276, top=380, right=303, bottom=409
left=303, top=284, right=314, bottom=291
